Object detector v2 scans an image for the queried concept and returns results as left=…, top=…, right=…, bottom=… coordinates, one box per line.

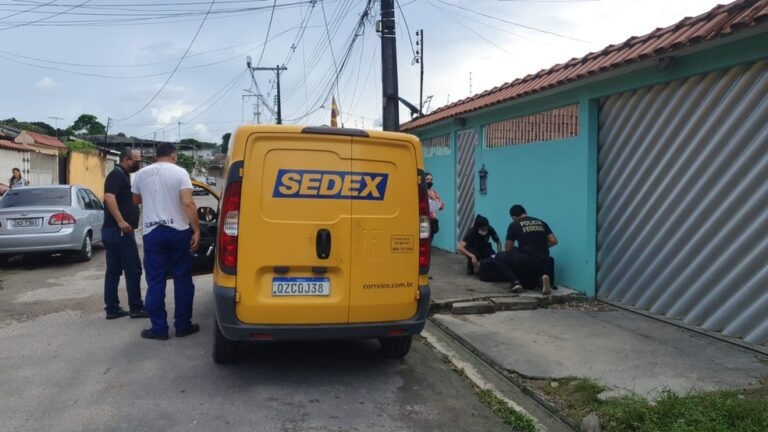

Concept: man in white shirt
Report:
left=132, top=143, right=201, bottom=341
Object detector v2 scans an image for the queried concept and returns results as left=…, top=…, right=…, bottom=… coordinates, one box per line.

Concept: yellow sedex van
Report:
left=212, top=125, right=431, bottom=364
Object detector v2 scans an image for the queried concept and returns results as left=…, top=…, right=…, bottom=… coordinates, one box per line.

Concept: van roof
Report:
left=231, top=125, right=421, bottom=143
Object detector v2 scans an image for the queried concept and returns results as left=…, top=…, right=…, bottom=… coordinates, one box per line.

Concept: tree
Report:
left=67, top=114, right=106, bottom=136
left=1, top=118, right=55, bottom=135
left=176, top=153, right=195, bottom=173
left=221, top=132, right=231, bottom=154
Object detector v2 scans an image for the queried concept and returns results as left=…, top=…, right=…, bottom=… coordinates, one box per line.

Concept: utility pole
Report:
left=416, top=29, right=424, bottom=116
left=48, top=116, right=63, bottom=138
left=469, top=71, right=473, bottom=95
left=247, top=57, right=287, bottom=125
left=380, top=0, right=399, bottom=131
left=105, top=117, right=112, bottom=150
left=177, top=121, right=181, bottom=142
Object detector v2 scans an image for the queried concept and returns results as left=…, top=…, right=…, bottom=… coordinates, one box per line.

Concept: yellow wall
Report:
left=68, top=151, right=107, bottom=199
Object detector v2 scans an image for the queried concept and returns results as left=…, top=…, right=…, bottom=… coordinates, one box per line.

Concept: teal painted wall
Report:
left=412, top=32, right=768, bottom=296
left=474, top=102, right=593, bottom=294
left=423, top=133, right=457, bottom=252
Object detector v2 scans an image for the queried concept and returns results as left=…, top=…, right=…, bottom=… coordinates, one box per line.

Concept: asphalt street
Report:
left=0, top=193, right=510, bottom=432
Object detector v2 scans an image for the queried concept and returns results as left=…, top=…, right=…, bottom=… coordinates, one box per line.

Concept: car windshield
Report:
left=0, top=188, right=71, bottom=208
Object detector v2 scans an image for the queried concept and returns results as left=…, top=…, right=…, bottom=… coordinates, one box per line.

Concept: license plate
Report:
left=272, top=277, right=331, bottom=296
left=11, top=218, right=41, bottom=228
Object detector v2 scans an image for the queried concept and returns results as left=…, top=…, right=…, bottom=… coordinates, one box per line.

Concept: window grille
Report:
left=483, top=104, right=579, bottom=149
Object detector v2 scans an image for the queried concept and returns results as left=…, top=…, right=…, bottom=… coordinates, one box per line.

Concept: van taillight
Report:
left=49, top=213, right=76, bottom=225
left=219, top=180, right=242, bottom=269
left=418, top=177, right=431, bottom=274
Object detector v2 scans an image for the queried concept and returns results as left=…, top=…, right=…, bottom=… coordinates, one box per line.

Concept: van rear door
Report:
left=236, top=132, right=352, bottom=325
left=348, top=135, right=420, bottom=323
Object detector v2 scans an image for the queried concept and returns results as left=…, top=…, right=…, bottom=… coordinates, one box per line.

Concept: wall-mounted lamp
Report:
left=479, top=164, right=488, bottom=195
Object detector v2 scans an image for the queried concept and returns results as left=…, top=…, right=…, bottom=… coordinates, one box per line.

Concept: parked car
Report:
left=0, top=185, right=104, bottom=264
left=191, top=176, right=209, bottom=196
left=190, top=179, right=219, bottom=275
left=206, top=177, right=217, bottom=186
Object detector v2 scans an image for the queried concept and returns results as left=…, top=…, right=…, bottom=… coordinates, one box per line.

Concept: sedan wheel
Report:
left=77, top=234, right=93, bottom=262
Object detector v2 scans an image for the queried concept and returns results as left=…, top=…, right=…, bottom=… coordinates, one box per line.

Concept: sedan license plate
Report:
left=11, top=218, right=41, bottom=228
left=272, top=277, right=330, bottom=296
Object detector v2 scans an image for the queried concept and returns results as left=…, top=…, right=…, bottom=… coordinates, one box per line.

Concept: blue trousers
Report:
left=102, top=226, right=143, bottom=314
left=143, top=226, right=195, bottom=336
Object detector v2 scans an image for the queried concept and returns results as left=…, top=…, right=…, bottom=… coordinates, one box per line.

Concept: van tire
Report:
left=379, top=335, right=412, bottom=358
left=213, top=320, right=237, bottom=364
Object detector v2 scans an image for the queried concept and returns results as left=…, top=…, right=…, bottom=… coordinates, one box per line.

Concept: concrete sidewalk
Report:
left=427, top=250, right=768, bottom=399
left=428, top=249, right=581, bottom=306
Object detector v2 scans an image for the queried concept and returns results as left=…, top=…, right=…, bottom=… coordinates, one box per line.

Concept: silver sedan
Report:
left=0, top=185, right=104, bottom=264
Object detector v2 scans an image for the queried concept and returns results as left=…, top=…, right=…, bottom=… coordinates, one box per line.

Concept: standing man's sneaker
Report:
left=176, top=323, right=200, bottom=338
left=510, top=282, right=524, bottom=293
left=140, top=329, right=169, bottom=341
left=542, top=275, right=552, bottom=295
left=129, top=309, right=149, bottom=318
left=106, top=308, right=129, bottom=320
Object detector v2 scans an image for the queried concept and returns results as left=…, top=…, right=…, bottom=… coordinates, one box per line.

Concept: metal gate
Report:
left=29, top=152, right=57, bottom=186
left=456, top=129, right=477, bottom=245
left=597, top=60, right=768, bottom=346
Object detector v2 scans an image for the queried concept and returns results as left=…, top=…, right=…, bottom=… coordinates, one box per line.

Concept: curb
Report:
left=429, top=292, right=587, bottom=316
left=428, top=316, right=581, bottom=431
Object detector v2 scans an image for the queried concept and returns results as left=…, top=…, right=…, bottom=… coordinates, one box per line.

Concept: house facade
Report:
left=14, top=130, right=67, bottom=186
left=402, top=0, right=768, bottom=348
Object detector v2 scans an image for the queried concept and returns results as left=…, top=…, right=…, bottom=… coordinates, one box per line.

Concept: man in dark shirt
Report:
left=102, top=149, right=147, bottom=319
left=458, top=215, right=502, bottom=275
left=497, top=204, right=558, bottom=294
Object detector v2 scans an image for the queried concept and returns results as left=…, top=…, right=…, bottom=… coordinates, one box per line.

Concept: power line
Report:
left=427, top=1, right=514, bottom=56
left=114, top=0, right=217, bottom=121
left=133, top=69, right=248, bottom=138
left=0, top=0, right=57, bottom=21
left=0, top=25, right=305, bottom=69
left=434, top=0, right=591, bottom=43
left=0, top=1, right=325, bottom=28
left=395, top=0, right=416, bottom=60
left=319, top=0, right=341, bottom=112
left=0, top=0, right=91, bottom=31
left=256, top=0, right=277, bottom=67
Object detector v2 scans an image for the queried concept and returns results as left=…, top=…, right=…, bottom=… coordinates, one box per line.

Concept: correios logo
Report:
left=273, top=169, right=389, bottom=201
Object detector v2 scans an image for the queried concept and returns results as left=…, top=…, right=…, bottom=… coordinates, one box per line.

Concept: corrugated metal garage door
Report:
left=456, top=129, right=477, bottom=245
left=597, top=60, right=768, bottom=347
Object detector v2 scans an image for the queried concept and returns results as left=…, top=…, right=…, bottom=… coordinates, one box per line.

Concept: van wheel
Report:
left=76, top=234, right=93, bottom=262
left=0, top=254, right=9, bottom=267
left=379, top=335, right=412, bottom=359
left=213, top=320, right=237, bottom=364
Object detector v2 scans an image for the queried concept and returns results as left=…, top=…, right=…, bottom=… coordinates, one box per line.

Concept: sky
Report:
left=0, top=0, right=727, bottom=143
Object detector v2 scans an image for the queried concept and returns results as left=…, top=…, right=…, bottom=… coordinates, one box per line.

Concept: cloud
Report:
left=34, top=76, right=60, bottom=91
left=150, top=100, right=194, bottom=125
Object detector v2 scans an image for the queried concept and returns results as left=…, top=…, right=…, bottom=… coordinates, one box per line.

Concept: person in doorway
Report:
left=500, top=204, right=558, bottom=294
left=458, top=215, right=502, bottom=275
left=9, top=168, right=26, bottom=189
left=426, top=172, right=444, bottom=241
left=102, top=149, right=148, bottom=320
left=132, top=143, right=201, bottom=341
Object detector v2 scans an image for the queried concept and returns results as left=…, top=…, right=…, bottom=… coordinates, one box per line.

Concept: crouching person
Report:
left=458, top=215, right=502, bottom=275
left=503, top=204, right=558, bottom=294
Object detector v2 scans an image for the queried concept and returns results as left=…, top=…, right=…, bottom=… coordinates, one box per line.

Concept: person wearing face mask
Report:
left=426, top=172, right=444, bottom=241
left=102, top=149, right=148, bottom=320
left=458, top=215, right=502, bottom=275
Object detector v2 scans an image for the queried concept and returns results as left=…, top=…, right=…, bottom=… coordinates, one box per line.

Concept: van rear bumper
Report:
left=213, top=284, right=431, bottom=342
